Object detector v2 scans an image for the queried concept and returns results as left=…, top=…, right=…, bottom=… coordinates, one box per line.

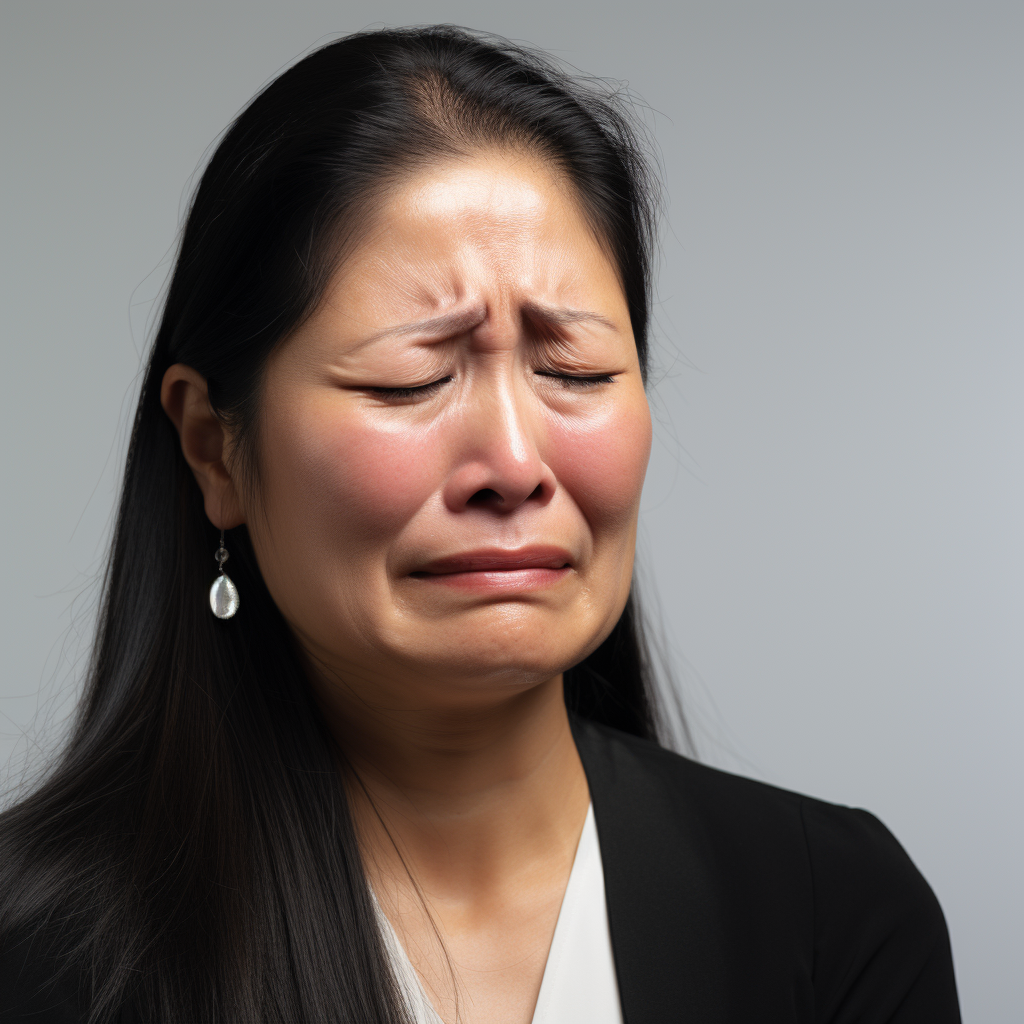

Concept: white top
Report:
left=376, top=803, right=624, bottom=1024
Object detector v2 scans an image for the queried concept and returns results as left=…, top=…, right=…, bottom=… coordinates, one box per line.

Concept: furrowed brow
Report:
left=366, top=305, right=488, bottom=342
left=357, top=301, right=616, bottom=348
left=521, top=301, right=618, bottom=333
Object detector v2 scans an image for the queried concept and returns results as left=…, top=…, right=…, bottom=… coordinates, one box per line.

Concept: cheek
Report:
left=261, top=397, right=442, bottom=556
left=547, top=392, right=652, bottom=537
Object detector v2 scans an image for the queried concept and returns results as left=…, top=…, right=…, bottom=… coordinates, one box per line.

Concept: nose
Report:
left=442, top=379, right=556, bottom=514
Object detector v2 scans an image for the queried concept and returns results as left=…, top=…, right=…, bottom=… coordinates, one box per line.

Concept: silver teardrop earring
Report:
left=209, top=529, right=240, bottom=619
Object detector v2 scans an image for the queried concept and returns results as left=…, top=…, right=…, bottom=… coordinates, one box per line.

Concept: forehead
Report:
left=327, top=151, right=625, bottom=322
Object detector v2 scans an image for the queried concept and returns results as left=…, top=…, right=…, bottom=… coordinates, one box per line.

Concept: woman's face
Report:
left=247, top=150, right=652, bottom=709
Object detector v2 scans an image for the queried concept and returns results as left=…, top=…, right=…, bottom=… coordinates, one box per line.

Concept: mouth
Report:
left=410, top=546, right=574, bottom=592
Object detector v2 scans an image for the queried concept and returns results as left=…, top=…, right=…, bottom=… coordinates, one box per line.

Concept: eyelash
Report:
left=536, top=371, right=616, bottom=389
left=366, top=376, right=453, bottom=399
left=366, top=371, right=615, bottom=400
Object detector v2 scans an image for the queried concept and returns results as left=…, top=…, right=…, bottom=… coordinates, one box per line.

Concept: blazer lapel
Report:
left=571, top=717, right=731, bottom=1024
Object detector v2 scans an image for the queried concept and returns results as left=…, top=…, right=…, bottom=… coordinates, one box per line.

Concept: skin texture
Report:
left=162, top=150, right=652, bottom=1024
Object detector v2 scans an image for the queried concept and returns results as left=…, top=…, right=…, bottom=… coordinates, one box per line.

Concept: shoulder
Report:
left=573, top=717, right=961, bottom=1022
left=0, top=830, right=125, bottom=1024
left=574, top=714, right=810, bottom=848
left=576, top=714, right=924, bottom=880
left=0, top=926, right=88, bottom=1024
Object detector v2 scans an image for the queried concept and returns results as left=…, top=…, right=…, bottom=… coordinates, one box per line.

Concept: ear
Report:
left=160, top=364, right=246, bottom=529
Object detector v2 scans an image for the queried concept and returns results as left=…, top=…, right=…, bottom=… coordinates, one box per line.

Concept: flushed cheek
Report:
left=264, top=400, right=445, bottom=556
left=547, top=399, right=652, bottom=536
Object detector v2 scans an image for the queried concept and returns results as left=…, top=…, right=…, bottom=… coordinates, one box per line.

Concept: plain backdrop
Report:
left=1, top=1, right=1020, bottom=1019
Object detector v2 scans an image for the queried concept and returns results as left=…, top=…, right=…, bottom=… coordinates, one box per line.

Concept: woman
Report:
left=0, top=26, right=960, bottom=1024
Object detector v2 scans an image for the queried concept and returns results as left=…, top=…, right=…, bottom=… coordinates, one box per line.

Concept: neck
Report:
left=315, top=670, right=590, bottom=903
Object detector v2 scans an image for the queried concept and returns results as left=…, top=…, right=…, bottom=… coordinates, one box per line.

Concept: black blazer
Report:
left=571, top=716, right=960, bottom=1023
left=0, top=717, right=961, bottom=1023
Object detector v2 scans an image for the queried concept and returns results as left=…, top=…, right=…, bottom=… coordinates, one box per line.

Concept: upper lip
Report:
left=413, top=546, right=574, bottom=575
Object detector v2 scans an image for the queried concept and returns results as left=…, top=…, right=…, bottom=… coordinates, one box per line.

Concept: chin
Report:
left=390, top=609, right=612, bottom=693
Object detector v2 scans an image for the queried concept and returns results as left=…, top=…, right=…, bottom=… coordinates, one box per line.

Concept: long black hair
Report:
left=1, top=26, right=666, bottom=1023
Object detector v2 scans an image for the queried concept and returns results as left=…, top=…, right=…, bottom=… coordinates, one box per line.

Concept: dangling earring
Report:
left=209, top=529, right=240, bottom=619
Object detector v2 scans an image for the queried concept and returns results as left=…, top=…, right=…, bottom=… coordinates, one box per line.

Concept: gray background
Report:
left=1, top=1, right=1020, bottom=1018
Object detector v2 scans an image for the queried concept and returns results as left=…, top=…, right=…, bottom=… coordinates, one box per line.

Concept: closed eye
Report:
left=364, top=375, right=453, bottom=399
left=535, top=371, right=616, bottom=388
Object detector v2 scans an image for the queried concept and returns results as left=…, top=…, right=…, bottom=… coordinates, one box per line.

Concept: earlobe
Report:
left=160, top=364, right=246, bottom=530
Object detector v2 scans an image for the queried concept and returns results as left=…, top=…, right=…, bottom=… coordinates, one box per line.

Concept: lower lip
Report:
left=412, top=566, right=572, bottom=592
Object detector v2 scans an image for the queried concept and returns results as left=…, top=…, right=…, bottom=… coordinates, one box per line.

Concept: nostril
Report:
left=468, top=487, right=503, bottom=506
left=466, top=483, right=547, bottom=508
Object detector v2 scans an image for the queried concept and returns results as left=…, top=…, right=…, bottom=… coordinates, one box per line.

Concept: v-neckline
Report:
left=373, top=804, right=598, bottom=1024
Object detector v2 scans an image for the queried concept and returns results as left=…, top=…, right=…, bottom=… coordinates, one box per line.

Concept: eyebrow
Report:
left=521, top=301, right=618, bottom=333
left=367, top=305, right=488, bottom=342
left=364, top=302, right=619, bottom=343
